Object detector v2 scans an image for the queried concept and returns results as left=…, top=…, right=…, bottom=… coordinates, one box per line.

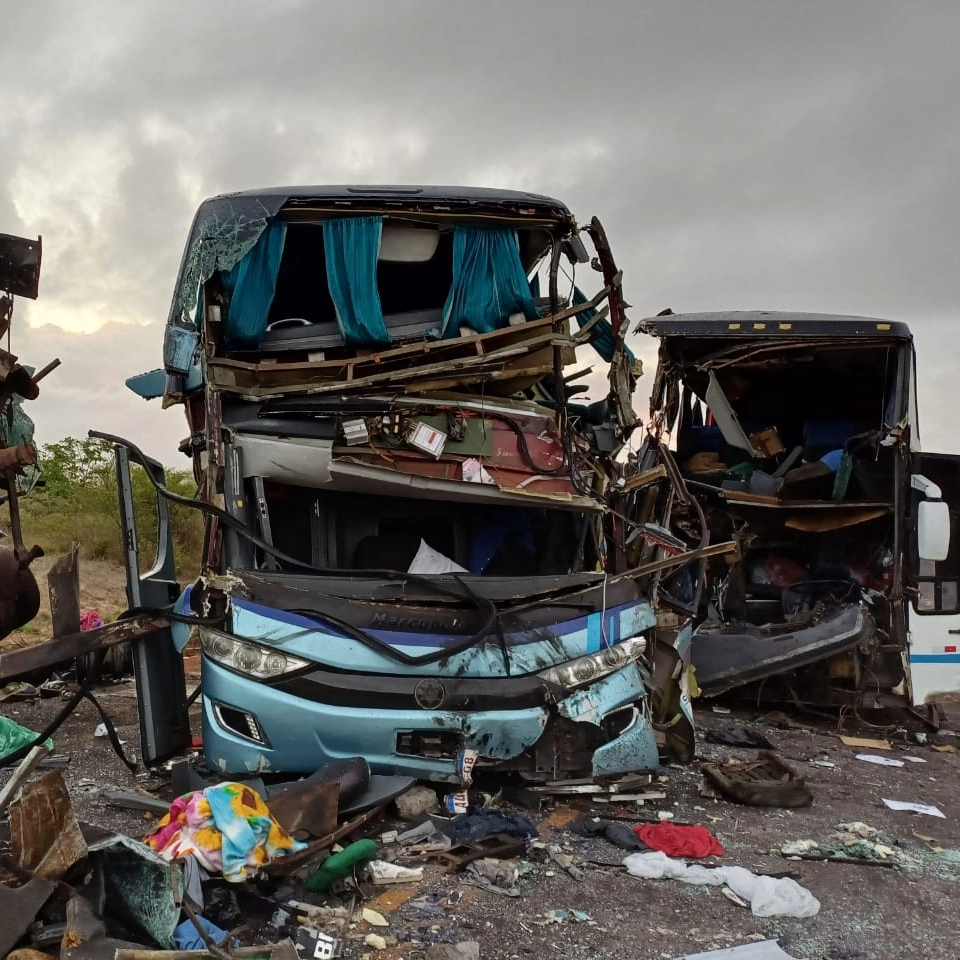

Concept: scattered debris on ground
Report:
left=3, top=693, right=960, bottom=960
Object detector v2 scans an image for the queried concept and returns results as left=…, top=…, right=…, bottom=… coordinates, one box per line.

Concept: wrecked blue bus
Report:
left=115, top=186, right=708, bottom=782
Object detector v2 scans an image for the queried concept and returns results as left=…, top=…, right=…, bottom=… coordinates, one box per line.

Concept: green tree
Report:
left=19, top=437, right=204, bottom=576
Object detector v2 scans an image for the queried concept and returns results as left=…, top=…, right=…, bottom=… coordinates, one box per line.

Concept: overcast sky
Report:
left=1, top=0, right=957, bottom=469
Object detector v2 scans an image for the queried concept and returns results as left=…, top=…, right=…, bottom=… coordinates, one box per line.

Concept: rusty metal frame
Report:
left=0, top=613, right=170, bottom=682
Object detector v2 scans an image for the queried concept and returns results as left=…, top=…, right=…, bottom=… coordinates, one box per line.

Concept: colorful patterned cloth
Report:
left=144, top=782, right=307, bottom=881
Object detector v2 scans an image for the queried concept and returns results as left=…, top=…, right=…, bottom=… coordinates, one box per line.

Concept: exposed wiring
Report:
left=90, top=431, right=526, bottom=667
left=92, top=430, right=480, bottom=596
left=286, top=580, right=499, bottom=668
left=0, top=602, right=227, bottom=770
left=0, top=650, right=130, bottom=769
left=498, top=414, right=569, bottom=476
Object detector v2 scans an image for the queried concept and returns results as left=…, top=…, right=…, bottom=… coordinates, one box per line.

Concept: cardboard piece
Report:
left=839, top=736, right=891, bottom=751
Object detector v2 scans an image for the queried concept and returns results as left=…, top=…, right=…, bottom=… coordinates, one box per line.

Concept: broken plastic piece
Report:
left=0, top=715, right=52, bottom=762
left=364, top=859, right=424, bottom=885
left=361, top=907, right=389, bottom=927
left=855, top=753, right=904, bottom=767
left=397, top=819, right=439, bottom=844
left=296, top=927, right=343, bottom=959
left=457, top=748, right=479, bottom=786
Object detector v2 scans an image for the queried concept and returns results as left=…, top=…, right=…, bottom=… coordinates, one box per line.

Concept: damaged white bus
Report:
left=636, top=310, right=959, bottom=721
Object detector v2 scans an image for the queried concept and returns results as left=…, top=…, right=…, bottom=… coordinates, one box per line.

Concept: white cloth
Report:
left=623, top=851, right=820, bottom=918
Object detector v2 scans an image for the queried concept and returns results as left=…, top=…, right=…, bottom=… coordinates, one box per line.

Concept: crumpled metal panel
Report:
left=266, top=781, right=339, bottom=839
left=0, top=877, right=56, bottom=956
left=10, top=770, right=87, bottom=880
left=461, top=709, right=550, bottom=759
left=0, top=232, right=41, bottom=300
left=557, top=662, right=646, bottom=727
left=61, top=894, right=144, bottom=960
left=552, top=663, right=660, bottom=775
left=591, top=707, right=660, bottom=775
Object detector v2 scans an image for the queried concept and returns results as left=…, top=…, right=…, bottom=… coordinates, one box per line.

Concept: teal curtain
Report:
left=573, top=285, right=636, bottom=366
left=441, top=227, right=539, bottom=338
left=323, top=216, right=391, bottom=346
left=222, top=220, right=287, bottom=347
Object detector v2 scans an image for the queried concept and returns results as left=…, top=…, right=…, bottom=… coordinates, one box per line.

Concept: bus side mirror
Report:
left=918, top=499, right=950, bottom=561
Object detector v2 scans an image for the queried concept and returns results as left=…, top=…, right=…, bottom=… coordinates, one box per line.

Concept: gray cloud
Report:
left=0, top=0, right=957, bottom=464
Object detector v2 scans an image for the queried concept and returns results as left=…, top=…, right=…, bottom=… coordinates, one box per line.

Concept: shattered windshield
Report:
left=170, top=193, right=285, bottom=327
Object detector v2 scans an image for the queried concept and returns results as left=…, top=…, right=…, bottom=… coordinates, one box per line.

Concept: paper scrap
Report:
left=902, top=756, right=927, bottom=763
left=882, top=798, right=946, bottom=818
left=362, top=907, right=389, bottom=927
left=462, top=457, right=495, bottom=484
left=856, top=753, right=904, bottom=767
left=931, top=744, right=958, bottom=753
left=675, top=938, right=800, bottom=959
left=407, top=539, right=468, bottom=575
left=840, top=735, right=891, bottom=750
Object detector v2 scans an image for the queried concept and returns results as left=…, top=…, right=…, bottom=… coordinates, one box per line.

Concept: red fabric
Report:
left=634, top=822, right=724, bottom=858
left=80, top=609, right=104, bottom=631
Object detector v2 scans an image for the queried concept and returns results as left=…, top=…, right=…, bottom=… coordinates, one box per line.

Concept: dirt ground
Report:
left=1, top=554, right=129, bottom=648
left=3, top=681, right=960, bottom=960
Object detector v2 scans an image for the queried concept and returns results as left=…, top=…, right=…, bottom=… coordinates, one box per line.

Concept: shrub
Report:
left=19, top=437, right=204, bottom=578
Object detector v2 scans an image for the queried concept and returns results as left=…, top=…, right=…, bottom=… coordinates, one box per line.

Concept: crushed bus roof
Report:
left=637, top=310, right=912, bottom=340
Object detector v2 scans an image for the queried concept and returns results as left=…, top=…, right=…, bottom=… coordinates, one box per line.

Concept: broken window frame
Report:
left=910, top=452, right=960, bottom=616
